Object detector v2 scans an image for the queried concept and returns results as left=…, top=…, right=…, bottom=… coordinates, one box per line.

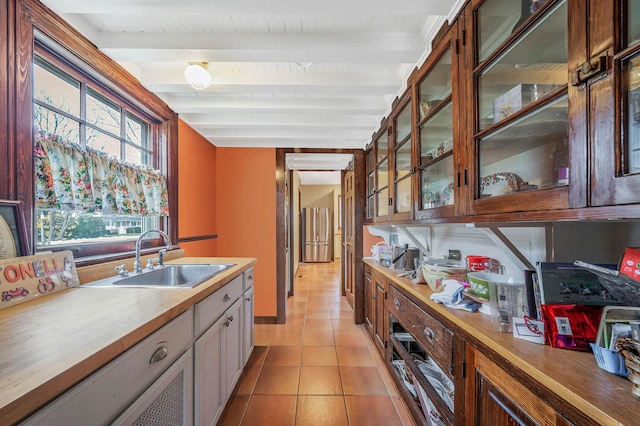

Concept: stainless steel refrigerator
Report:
left=301, top=207, right=331, bottom=262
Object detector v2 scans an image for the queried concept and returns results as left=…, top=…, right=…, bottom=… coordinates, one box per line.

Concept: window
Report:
left=33, top=53, right=165, bottom=258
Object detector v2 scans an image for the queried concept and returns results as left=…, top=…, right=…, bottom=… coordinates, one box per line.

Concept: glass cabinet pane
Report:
left=478, top=0, right=556, bottom=63
left=376, top=132, right=388, bottom=163
left=420, top=103, right=453, bottom=166
left=421, top=156, right=454, bottom=209
left=479, top=0, right=567, bottom=130
left=395, top=140, right=412, bottom=179
left=396, top=103, right=412, bottom=143
left=377, top=188, right=389, bottom=217
left=418, top=48, right=452, bottom=121
left=478, top=95, right=569, bottom=199
left=367, top=195, right=374, bottom=218
left=367, top=171, right=375, bottom=196
left=626, top=53, right=640, bottom=174
left=630, top=0, right=640, bottom=46
left=377, top=158, right=388, bottom=189
left=395, top=177, right=412, bottom=213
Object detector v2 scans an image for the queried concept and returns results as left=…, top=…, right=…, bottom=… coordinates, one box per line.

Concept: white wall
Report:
left=367, top=221, right=640, bottom=280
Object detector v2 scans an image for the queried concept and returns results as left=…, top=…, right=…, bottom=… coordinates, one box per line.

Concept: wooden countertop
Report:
left=0, top=257, right=256, bottom=425
left=365, top=259, right=640, bottom=426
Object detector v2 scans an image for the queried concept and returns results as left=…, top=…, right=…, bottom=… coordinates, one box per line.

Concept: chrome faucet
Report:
left=133, top=229, right=172, bottom=274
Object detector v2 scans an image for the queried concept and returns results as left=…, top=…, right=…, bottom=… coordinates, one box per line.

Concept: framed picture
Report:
left=0, top=200, right=29, bottom=259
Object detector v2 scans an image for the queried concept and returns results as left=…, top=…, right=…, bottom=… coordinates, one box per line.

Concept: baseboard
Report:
left=255, top=316, right=278, bottom=324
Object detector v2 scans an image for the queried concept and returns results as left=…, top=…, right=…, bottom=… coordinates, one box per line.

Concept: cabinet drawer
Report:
left=195, top=275, right=243, bottom=336
left=243, top=266, right=254, bottom=290
left=388, top=285, right=453, bottom=371
left=23, top=310, right=193, bottom=425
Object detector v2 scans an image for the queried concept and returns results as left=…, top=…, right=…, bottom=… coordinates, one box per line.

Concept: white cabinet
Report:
left=194, top=298, right=242, bottom=426
left=243, top=286, right=254, bottom=364
left=22, top=310, right=193, bottom=425
left=112, top=348, right=193, bottom=426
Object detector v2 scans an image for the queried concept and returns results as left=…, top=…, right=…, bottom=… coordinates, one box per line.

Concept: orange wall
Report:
left=177, top=120, right=217, bottom=256
left=216, top=148, right=277, bottom=317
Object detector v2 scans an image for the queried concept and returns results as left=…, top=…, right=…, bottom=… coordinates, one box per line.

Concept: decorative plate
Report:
left=480, top=172, right=522, bottom=197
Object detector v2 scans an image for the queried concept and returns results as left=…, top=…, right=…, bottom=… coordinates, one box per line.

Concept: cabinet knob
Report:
left=223, top=294, right=231, bottom=302
left=394, top=298, right=400, bottom=308
left=149, top=346, right=168, bottom=364
left=246, top=296, right=251, bottom=301
left=424, top=327, right=435, bottom=340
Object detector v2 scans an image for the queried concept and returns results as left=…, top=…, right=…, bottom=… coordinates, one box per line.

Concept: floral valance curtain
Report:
left=34, top=132, right=169, bottom=216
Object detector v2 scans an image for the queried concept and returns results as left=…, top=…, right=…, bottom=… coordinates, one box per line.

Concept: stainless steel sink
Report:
left=85, top=264, right=236, bottom=288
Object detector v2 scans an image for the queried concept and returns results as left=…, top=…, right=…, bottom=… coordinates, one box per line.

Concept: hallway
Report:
left=218, top=261, right=414, bottom=425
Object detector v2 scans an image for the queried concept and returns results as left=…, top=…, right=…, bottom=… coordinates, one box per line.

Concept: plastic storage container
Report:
left=590, top=306, right=640, bottom=377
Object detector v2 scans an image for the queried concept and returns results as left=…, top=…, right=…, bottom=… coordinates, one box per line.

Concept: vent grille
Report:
left=132, top=372, right=184, bottom=425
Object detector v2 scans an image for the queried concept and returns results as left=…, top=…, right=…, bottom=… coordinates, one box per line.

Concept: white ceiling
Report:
left=40, top=0, right=465, bottom=151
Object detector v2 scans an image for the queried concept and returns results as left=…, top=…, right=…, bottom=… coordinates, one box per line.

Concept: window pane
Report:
left=34, top=105, right=80, bottom=142
left=87, top=91, right=121, bottom=136
left=125, top=143, right=143, bottom=165
left=126, top=114, right=146, bottom=147
left=34, top=62, right=80, bottom=116
left=87, top=128, right=120, bottom=157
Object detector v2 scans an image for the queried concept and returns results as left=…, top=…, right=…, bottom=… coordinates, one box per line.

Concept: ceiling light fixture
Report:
left=184, top=62, right=211, bottom=90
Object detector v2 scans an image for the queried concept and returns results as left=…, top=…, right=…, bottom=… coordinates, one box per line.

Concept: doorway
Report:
left=275, top=149, right=366, bottom=324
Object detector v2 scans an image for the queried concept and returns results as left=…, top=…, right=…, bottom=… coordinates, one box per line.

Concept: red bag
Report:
left=541, top=304, right=603, bottom=351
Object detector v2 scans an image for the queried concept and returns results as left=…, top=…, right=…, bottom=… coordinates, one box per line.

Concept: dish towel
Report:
left=430, top=279, right=481, bottom=312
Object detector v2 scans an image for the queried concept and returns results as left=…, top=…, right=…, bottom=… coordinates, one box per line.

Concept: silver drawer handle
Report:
left=223, top=294, right=231, bottom=302
left=149, top=346, right=168, bottom=364
left=394, top=298, right=400, bottom=308
left=424, top=327, right=435, bottom=340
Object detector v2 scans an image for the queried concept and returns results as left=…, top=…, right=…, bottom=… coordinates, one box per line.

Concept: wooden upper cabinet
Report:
left=589, top=0, right=640, bottom=206
left=389, top=90, right=414, bottom=222
left=371, top=122, right=391, bottom=223
left=414, top=20, right=463, bottom=220
left=464, top=0, right=572, bottom=215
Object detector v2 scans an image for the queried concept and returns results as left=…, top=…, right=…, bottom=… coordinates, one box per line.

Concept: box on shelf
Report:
left=492, top=83, right=556, bottom=123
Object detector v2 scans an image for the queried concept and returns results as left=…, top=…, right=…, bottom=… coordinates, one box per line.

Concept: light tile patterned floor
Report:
left=218, top=261, right=415, bottom=426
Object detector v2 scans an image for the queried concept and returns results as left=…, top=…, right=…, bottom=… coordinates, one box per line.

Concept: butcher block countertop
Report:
left=0, top=256, right=256, bottom=425
left=365, top=259, right=640, bottom=426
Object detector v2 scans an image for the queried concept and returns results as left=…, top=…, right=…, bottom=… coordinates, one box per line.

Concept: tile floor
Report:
left=218, top=261, right=415, bottom=426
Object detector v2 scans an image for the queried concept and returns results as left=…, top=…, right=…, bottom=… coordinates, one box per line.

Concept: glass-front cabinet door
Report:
left=415, top=27, right=457, bottom=220
left=366, top=144, right=375, bottom=221
left=589, top=0, right=640, bottom=206
left=390, top=92, right=414, bottom=221
left=467, top=0, right=571, bottom=215
left=373, top=124, right=390, bottom=222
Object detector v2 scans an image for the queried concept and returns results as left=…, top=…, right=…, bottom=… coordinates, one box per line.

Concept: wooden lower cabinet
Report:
left=466, top=348, right=568, bottom=426
left=364, top=266, right=387, bottom=357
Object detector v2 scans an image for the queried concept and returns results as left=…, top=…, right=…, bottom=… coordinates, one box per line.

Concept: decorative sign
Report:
left=0, top=251, right=79, bottom=310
